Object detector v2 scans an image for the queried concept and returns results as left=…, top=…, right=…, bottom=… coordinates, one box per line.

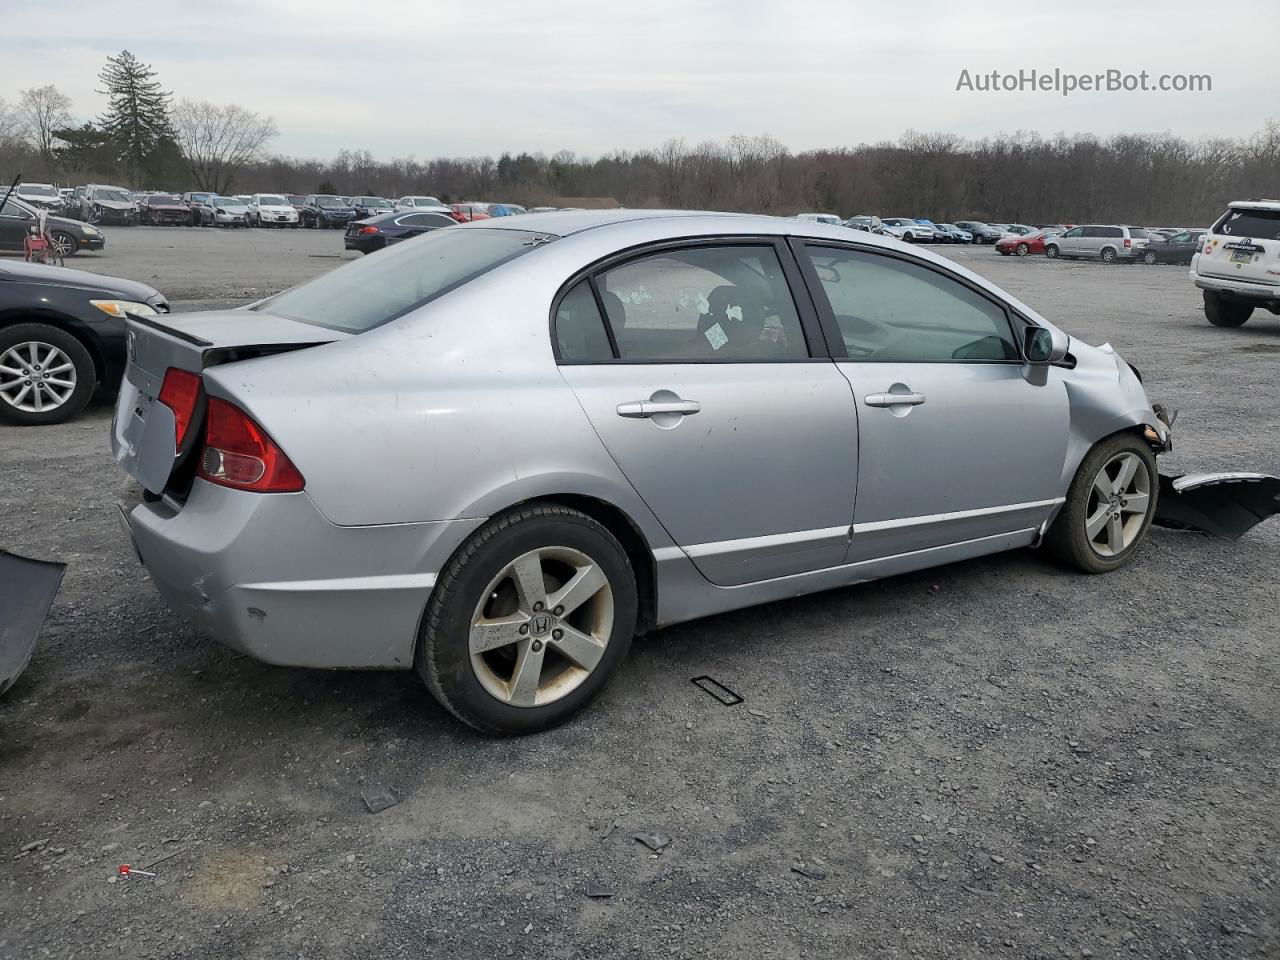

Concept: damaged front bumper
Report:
left=1144, top=403, right=1280, bottom=539
left=0, top=550, right=66, bottom=696
left=1154, top=473, right=1280, bottom=540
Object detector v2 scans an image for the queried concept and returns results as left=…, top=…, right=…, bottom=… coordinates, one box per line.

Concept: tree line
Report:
left=0, top=53, right=1275, bottom=224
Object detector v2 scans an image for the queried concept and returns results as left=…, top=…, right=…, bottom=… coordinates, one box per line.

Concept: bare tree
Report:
left=0, top=96, right=26, bottom=149
left=170, top=99, right=278, bottom=193
left=18, top=86, right=72, bottom=161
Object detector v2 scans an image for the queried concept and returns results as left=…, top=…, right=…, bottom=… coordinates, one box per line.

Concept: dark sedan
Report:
left=343, top=210, right=455, bottom=254
left=303, top=195, right=358, bottom=228
left=1140, top=229, right=1206, bottom=264
left=1, top=196, right=106, bottom=258
left=0, top=260, right=168, bottom=425
left=139, top=194, right=191, bottom=226
left=349, top=196, right=395, bottom=219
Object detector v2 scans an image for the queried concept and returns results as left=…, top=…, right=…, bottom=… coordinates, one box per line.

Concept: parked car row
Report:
left=795, top=213, right=1045, bottom=245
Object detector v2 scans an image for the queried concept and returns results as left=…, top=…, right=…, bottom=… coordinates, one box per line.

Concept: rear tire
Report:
left=0, top=323, right=96, bottom=426
left=1100, top=247, right=1118, bottom=264
left=1044, top=433, right=1157, bottom=574
left=1204, top=291, right=1253, bottom=327
left=1015, top=242, right=1029, bottom=257
left=416, top=504, right=638, bottom=735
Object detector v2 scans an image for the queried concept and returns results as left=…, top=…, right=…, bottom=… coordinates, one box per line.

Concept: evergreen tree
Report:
left=96, top=50, right=173, bottom=185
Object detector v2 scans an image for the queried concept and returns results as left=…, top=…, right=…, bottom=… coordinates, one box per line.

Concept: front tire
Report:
left=1045, top=244, right=1059, bottom=259
left=417, top=504, right=637, bottom=735
left=1044, top=433, right=1157, bottom=574
left=50, top=231, right=79, bottom=258
left=1142, top=250, right=1158, bottom=265
left=1203, top=291, right=1253, bottom=327
left=0, top=323, right=96, bottom=425
left=1015, top=242, right=1029, bottom=257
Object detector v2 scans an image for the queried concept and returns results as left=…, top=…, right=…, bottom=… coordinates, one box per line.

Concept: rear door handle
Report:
left=617, top=399, right=701, bottom=418
left=864, top=392, right=926, bottom=407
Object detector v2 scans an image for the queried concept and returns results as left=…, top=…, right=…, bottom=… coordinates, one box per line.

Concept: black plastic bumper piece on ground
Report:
left=1154, top=473, right=1280, bottom=540
left=0, top=549, right=66, bottom=696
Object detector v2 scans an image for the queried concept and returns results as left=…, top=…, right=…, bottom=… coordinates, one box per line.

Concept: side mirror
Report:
left=1024, top=325, right=1069, bottom=364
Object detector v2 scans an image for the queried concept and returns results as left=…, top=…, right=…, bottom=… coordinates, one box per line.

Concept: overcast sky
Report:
left=2, top=0, right=1272, bottom=160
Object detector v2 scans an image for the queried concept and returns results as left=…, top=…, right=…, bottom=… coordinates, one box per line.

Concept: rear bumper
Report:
left=1191, top=270, right=1280, bottom=303
left=344, top=236, right=383, bottom=254
left=121, top=480, right=484, bottom=669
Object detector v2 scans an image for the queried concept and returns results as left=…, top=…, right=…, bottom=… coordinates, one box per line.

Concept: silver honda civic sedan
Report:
left=113, top=210, right=1175, bottom=734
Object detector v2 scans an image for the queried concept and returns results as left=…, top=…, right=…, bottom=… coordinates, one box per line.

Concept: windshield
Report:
left=18, top=184, right=60, bottom=198
left=354, top=197, right=384, bottom=205
left=315, top=196, right=344, bottom=208
left=150, top=195, right=182, bottom=204
left=257, top=195, right=288, bottom=206
left=213, top=197, right=243, bottom=208
left=415, top=197, right=442, bottom=205
left=288, top=195, right=305, bottom=203
left=98, top=189, right=131, bottom=203
left=1213, top=207, right=1280, bottom=240
left=253, top=228, right=545, bottom=333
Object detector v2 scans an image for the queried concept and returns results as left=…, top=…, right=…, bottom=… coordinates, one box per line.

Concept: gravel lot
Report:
left=2, top=228, right=1277, bottom=959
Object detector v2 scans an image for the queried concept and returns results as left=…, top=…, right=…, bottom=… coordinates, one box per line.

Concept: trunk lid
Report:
left=1199, top=202, right=1280, bottom=288
left=111, top=309, right=346, bottom=495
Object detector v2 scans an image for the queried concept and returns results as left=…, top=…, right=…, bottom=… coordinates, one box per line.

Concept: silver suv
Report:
left=1045, top=225, right=1150, bottom=263
left=1190, top=200, right=1280, bottom=327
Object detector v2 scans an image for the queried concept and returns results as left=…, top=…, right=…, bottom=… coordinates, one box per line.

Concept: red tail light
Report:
left=1123, top=238, right=1131, bottom=248
left=358, top=225, right=380, bottom=235
left=158, top=368, right=202, bottom=448
left=197, top=396, right=304, bottom=493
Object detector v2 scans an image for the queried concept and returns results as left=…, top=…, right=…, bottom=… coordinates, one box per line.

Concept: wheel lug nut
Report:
left=552, top=629, right=563, bottom=640
left=531, top=640, right=543, bottom=652
left=519, top=624, right=529, bottom=635
left=553, top=606, right=564, bottom=616
left=533, top=602, right=544, bottom=612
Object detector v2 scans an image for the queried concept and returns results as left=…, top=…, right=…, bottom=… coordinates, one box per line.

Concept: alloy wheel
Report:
left=0, top=341, right=78, bottom=413
left=469, top=546, right=614, bottom=707
left=1084, top=452, right=1150, bottom=557
left=1016, top=243, right=1029, bottom=256
left=50, top=233, right=75, bottom=257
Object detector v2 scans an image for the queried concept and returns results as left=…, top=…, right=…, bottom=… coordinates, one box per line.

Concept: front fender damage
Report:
left=1154, top=473, right=1280, bottom=540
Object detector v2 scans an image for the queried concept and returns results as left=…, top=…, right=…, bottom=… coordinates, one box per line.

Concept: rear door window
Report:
left=595, top=245, right=809, bottom=362
left=554, top=281, right=614, bottom=362
left=1213, top=208, right=1280, bottom=240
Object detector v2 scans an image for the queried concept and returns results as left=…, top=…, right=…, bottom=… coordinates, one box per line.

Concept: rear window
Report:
left=253, top=228, right=546, bottom=333
left=1128, top=228, right=1150, bottom=239
left=1213, top=208, right=1280, bottom=240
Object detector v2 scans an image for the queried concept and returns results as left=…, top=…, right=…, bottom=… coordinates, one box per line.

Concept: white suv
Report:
left=248, top=194, right=300, bottom=228
left=1190, top=199, right=1280, bottom=327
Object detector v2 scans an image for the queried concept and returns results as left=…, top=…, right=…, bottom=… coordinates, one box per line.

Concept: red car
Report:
left=450, top=202, right=492, bottom=223
left=996, top=229, right=1060, bottom=257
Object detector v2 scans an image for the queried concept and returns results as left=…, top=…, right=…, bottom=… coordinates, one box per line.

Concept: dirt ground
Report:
left=1, top=229, right=1277, bottom=959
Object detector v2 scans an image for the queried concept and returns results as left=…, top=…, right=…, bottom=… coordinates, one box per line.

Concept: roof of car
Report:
left=1228, top=199, right=1280, bottom=211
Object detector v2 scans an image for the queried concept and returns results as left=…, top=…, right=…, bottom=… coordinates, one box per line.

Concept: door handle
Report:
left=617, top=399, right=701, bottom=418
left=864, top=392, right=926, bottom=407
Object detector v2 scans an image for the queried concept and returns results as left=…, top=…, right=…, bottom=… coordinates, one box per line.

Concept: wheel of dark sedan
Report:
left=1100, top=247, right=1118, bottom=264
left=1045, top=244, right=1059, bottom=259
left=1015, top=242, right=1029, bottom=257
left=1142, top=250, right=1158, bottom=265
left=0, top=323, right=95, bottom=426
left=1044, top=433, right=1158, bottom=574
left=50, top=231, right=78, bottom=258
left=416, top=504, right=638, bottom=735
left=1203, top=291, right=1253, bottom=327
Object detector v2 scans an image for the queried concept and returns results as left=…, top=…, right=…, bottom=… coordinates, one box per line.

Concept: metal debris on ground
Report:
left=632, top=831, right=672, bottom=852
left=690, top=675, right=743, bottom=706
left=361, top=785, right=401, bottom=814
left=585, top=881, right=615, bottom=898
